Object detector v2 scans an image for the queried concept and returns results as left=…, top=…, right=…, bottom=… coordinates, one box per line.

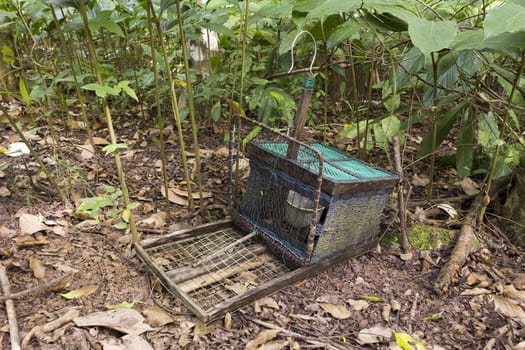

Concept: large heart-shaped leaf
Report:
left=407, top=18, right=458, bottom=55
left=484, top=3, right=525, bottom=39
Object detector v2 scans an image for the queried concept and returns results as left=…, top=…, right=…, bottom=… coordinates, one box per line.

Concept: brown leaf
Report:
left=0, top=186, right=10, bottom=197
left=492, top=295, right=525, bottom=324
left=502, top=284, right=525, bottom=304
left=92, top=137, right=110, bottom=145
left=29, top=258, right=46, bottom=279
left=77, top=144, right=95, bottom=161
left=142, top=306, right=174, bottom=327
left=255, top=297, right=279, bottom=310
left=169, top=186, right=212, bottom=199
left=319, top=303, right=352, bottom=319
left=347, top=299, right=369, bottom=311
left=245, top=329, right=280, bottom=350
left=160, top=186, right=189, bottom=206
left=19, top=213, right=47, bottom=235
left=48, top=274, right=73, bottom=292
left=137, top=212, right=166, bottom=229
left=513, top=274, right=525, bottom=290
left=74, top=309, right=153, bottom=335
left=460, top=176, right=480, bottom=196
left=15, top=235, right=50, bottom=248
left=178, top=321, right=194, bottom=347
left=224, top=312, right=232, bottom=330
left=357, top=325, right=393, bottom=344
left=121, top=334, right=154, bottom=350
left=411, top=173, right=430, bottom=187
left=258, top=340, right=288, bottom=350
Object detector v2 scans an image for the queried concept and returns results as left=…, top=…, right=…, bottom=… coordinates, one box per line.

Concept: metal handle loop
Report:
left=288, top=30, right=317, bottom=75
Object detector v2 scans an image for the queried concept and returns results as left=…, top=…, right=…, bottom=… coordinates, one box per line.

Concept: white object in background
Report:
left=6, top=142, right=30, bottom=157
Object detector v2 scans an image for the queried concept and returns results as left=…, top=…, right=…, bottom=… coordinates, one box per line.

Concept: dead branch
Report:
left=244, top=315, right=354, bottom=350
left=393, top=135, right=410, bottom=253
left=0, top=272, right=73, bottom=302
left=21, top=308, right=80, bottom=349
left=433, top=175, right=511, bottom=294
left=0, top=264, right=21, bottom=350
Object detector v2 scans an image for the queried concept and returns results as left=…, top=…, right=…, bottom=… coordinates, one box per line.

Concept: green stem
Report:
left=428, top=52, right=439, bottom=202
left=175, top=0, right=205, bottom=216
left=146, top=0, right=171, bottom=222
left=480, top=50, right=525, bottom=222
left=150, top=2, right=194, bottom=211
left=77, top=0, right=139, bottom=243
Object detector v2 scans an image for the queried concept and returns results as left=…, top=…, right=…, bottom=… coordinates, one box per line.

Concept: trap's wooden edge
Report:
left=205, top=239, right=377, bottom=323
left=133, top=242, right=209, bottom=320
left=139, top=219, right=233, bottom=249
left=134, top=219, right=377, bottom=323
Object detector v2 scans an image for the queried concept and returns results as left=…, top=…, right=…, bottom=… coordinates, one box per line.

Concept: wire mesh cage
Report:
left=232, top=117, right=399, bottom=265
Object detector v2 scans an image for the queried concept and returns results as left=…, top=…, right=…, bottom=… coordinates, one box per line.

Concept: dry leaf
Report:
left=29, top=258, right=46, bottom=279
left=137, top=212, right=166, bottom=229
left=319, top=303, right=352, bottom=319
left=460, top=288, right=492, bottom=296
left=77, top=144, right=95, bottom=161
left=74, top=309, right=152, bottom=335
left=502, top=284, right=525, bottom=304
left=105, top=301, right=136, bottom=310
left=492, top=295, right=525, bottom=324
left=256, top=297, right=279, bottom=310
left=92, top=137, right=110, bottom=145
left=169, top=186, right=212, bottom=199
left=15, top=235, right=50, bottom=248
left=121, top=334, right=154, bottom=350
left=347, top=299, right=369, bottom=311
left=357, top=325, right=393, bottom=345
left=437, top=203, right=458, bottom=219
left=142, top=306, right=174, bottom=327
left=466, top=272, right=492, bottom=288
left=460, top=177, right=480, bottom=196
left=224, top=312, right=232, bottom=330
left=411, top=173, right=430, bottom=187
left=48, top=274, right=73, bottom=292
left=0, top=186, right=10, bottom=197
left=161, top=186, right=189, bottom=206
left=194, top=320, right=215, bottom=339
left=61, top=284, right=99, bottom=299
left=178, top=321, right=194, bottom=347
left=513, top=274, right=525, bottom=290
left=245, top=329, right=280, bottom=350
left=258, top=340, right=288, bottom=350
left=400, top=252, right=413, bottom=261
left=19, top=213, right=47, bottom=234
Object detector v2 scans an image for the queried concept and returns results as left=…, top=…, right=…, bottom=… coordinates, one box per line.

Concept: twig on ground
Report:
left=244, top=315, right=354, bottom=350
left=0, top=272, right=74, bottom=302
left=408, top=292, right=419, bottom=334
left=21, top=308, right=80, bottom=349
left=0, top=264, right=21, bottom=350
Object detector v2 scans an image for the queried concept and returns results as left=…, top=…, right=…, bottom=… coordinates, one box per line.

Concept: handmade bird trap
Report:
left=135, top=32, right=398, bottom=322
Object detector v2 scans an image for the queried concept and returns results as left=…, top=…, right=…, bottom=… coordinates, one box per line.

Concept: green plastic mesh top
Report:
left=254, top=141, right=392, bottom=181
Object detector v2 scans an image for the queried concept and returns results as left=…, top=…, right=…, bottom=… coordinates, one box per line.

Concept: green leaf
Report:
left=407, top=18, right=458, bottom=55
left=421, top=312, right=443, bottom=321
left=326, top=22, right=361, bottom=50
left=88, top=11, right=125, bottom=37
left=19, top=78, right=31, bottom=106
left=478, top=112, right=500, bottom=149
left=82, top=83, right=120, bottom=98
left=1, top=45, right=14, bottom=64
left=118, top=81, right=138, bottom=101
left=305, top=0, right=361, bottom=19
left=114, top=221, right=129, bottom=230
left=417, top=102, right=465, bottom=159
left=456, top=113, right=474, bottom=179
left=102, top=143, right=129, bottom=156
left=452, top=30, right=525, bottom=52
left=395, top=332, right=427, bottom=350
left=242, top=126, right=262, bottom=152
left=484, top=3, right=525, bottom=39
left=363, top=11, right=408, bottom=32
left=211, top=101, right=222, bottom=122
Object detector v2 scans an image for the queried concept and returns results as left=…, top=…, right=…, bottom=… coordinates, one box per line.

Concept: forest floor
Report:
left=0, top=103, right=524, bottom=350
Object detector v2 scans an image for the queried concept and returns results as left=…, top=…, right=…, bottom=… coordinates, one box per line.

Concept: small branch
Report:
left=393, top=135, right=410, bottom=253
left=21, top=308, right=80, bottom=349
left=0, top=265, right=20, bottom=350
left=0, top=272, right=73, bottom=302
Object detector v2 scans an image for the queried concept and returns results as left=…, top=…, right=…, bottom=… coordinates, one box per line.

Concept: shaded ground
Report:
left=0, top=107, right=524, bottom=349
